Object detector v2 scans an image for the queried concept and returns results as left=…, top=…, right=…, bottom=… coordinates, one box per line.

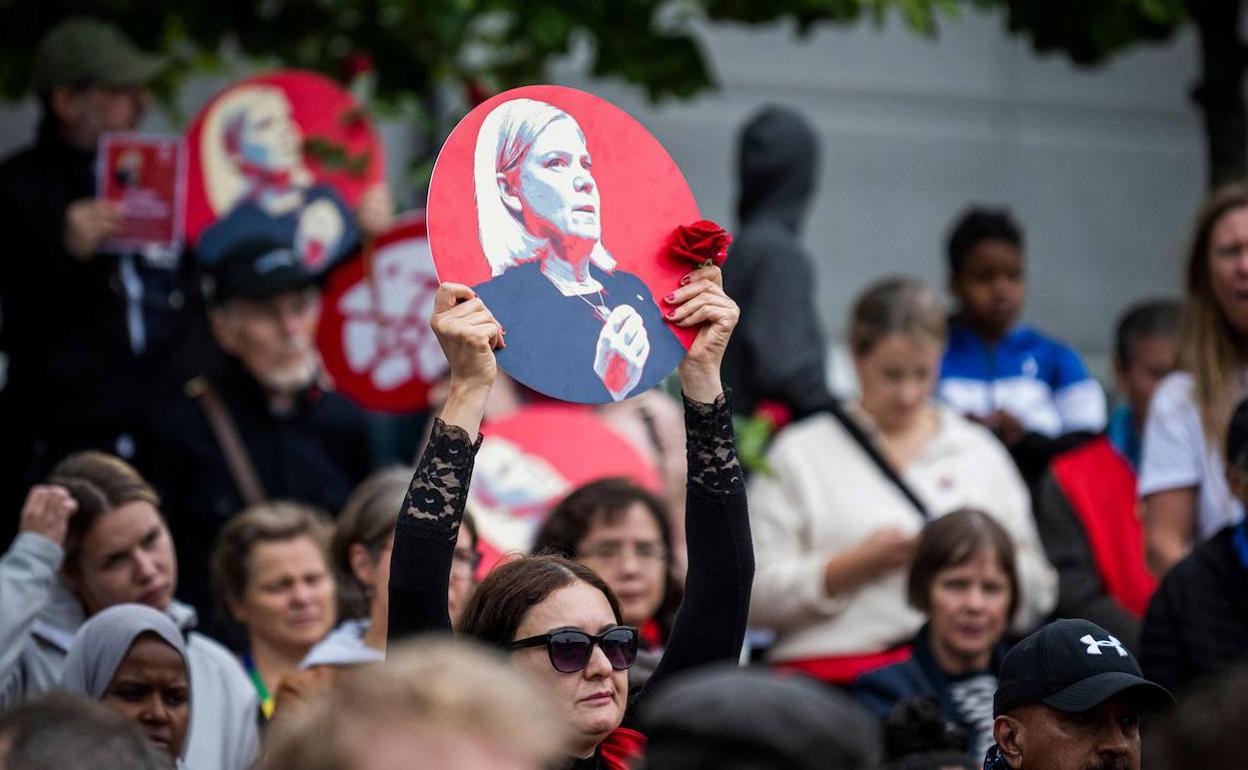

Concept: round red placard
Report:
left=428, top=85, right=699, bottom=405
left=468, top=403, right=660, bottom=565
left=184, top=69, right=383, bottom=274
left=317, top=212, right=445, bottom=413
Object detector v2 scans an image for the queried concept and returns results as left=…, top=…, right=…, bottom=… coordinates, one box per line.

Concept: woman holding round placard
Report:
left=472, top=98, right=686, bottom=404
left=388, top=261, right=752, bottom=768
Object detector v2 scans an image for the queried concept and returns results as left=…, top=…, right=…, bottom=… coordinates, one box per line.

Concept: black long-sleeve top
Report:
left=388, top=393, right=754, bottom=767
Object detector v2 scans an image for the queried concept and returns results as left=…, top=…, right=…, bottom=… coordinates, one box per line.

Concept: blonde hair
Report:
left=260, top=639, right=567, bottom=770
left=1181, top=181, right=1248, bottom=453
left=473, top=97, right=616, bottom=277
left=200, top=84, right=312, bottom=215
left=849, top=276, right=946, bottom=357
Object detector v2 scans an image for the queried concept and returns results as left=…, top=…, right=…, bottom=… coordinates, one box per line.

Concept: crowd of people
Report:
left=2, top=14, right=1248, bottom=770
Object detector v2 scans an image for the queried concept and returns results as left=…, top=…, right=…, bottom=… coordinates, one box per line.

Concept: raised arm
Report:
left=0, top=487, right=78, bottom=709
left=387, top=284, right=501, bottom=643
left=635, top=265, right=754, bottom=703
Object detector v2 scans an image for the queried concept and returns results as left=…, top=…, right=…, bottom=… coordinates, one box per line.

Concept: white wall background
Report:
left=0, top=8, right=1207, bottom=379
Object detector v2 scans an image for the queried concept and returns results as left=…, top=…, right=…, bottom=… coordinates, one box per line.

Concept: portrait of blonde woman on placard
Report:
left=195, top=84, right=360, bottom=273
left=471, top=98, right=685, bottom=404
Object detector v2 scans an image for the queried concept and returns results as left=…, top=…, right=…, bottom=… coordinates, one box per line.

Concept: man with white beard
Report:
left=148, top=238, right=371, bottom=643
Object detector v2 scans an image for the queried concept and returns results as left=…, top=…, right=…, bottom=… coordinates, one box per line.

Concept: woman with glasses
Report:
left=389, top=266, right=753, bottom=769
left=533, top=479, right=680, bottom=688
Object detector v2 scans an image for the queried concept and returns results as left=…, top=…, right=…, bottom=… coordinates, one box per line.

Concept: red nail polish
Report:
left=680, top=275, right=691, bottom=286
left=666, top=310, right=676, bottom=319
left=664, top=293, right=676, bottom=303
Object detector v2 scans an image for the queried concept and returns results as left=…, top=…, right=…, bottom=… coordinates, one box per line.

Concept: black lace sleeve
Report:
left=683, top=392, right=744, bottom=494
left=387, top=419, right=482, bottom=641
left=627, top=391, right=754, bottom=720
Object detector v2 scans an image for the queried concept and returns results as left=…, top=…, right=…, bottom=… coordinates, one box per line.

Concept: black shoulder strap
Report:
left=823, top=399, right=931, bottom=521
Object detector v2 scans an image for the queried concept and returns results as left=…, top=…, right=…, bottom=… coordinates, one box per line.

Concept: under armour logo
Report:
left=1081, top=634, right=1127, bottom=657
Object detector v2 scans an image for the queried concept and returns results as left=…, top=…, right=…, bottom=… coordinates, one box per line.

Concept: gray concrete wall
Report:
left=0, top=7, right=1206, bottom=380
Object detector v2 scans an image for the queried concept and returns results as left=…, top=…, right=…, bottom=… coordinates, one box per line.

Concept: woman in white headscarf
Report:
left=61, top=604, right=192, bottom=768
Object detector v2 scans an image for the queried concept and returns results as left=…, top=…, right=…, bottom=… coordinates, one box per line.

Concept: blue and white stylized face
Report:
left=506, top=117, right=602, bottom=250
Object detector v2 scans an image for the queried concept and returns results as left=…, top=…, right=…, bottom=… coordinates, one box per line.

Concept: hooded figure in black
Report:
left=722, top=106, right=830, bottom=419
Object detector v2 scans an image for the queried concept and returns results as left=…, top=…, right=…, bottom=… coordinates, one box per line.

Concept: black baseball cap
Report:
left=210, top=240, right=315, bottom=304
left=993, top=619, right=1174, bottom=717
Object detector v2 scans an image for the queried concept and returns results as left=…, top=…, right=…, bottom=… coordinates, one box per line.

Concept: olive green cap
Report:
left=32, top=17, right=166, bottom=92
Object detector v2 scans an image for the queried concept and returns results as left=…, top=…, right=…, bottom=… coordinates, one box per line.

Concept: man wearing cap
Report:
left=0, top=17, right=213, bottom=542
left=147, top=239, right=371, bottom=640
left=986, top=618, right=1173, bottom=770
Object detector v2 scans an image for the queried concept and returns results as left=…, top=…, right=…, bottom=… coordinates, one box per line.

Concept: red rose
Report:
left=754, top=400, right=793, bottom=430
left=669, top=220, right=732, bottom=267
left=340, top=52, right=375, bottom=82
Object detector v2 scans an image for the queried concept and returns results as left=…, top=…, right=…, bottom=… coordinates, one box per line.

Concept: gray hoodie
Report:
left=0, top=533, right=260, bottom=770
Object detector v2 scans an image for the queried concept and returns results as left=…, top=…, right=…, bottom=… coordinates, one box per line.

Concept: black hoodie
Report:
left=722, top=106, right=831, bottom=418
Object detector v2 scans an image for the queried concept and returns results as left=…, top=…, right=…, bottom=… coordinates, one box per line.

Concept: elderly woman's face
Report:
left=102, top=633, right=190, bottom=762
left=510, top=118, right=601, bottom=249
left=237, top=96, right=301, bottom=173
left=927, top=549, right=1011, bottom=671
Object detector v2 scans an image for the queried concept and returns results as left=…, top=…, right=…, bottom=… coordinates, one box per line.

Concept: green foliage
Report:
left=0, top=0, right=1189, bottom=107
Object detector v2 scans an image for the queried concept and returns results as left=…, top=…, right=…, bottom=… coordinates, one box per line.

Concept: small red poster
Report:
left=317, top=211, right=446, bottom=413
left=96, top=132, right=185, bottom=253
left=427, top=85, right=700, bottom=406
left=183, top=69, right=384, bottom=275
left=468, top=404, right=661, bottom=566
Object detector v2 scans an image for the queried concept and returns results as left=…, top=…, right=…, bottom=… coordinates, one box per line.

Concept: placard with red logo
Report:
left=427, top=84, right=700, bottom=406
left=184, top=69, right=384, bottom=275
left=318, top=211, right=446, bottom=413
left=96, top=132, right=185, bottom=254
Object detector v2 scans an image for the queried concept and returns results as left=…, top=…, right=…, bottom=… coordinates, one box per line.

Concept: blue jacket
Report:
left=938, top=323, right=1105, bottom=438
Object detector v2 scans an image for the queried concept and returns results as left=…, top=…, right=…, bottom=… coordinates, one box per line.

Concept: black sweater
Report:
left=388, top=393, right=754, bottom=768
left=1140, top=525, right=1248, bottom=697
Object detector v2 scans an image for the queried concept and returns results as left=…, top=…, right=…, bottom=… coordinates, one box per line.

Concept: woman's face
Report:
left=237, top=96, right=302, bottom=173
left=510, top=581, right=627, bottom=756
left=102, top=633, right=190, bottom=762
left=854, top=333, right=943, bottom=432
left=72, top=502, right=177, bottom=616
left=1207, top=205, right=1248, bottom=334
left=231, top=536, right=336, bottom=656
left=927, top=549, right=1012, bottom=670
left=575, top=504, right=667, bottom=629
left=507, top=118, right=601, bottom=251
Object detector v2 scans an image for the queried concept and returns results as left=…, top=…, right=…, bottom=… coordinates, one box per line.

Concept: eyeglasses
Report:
left=577, top=541, right=668, bottom=565
left=451, top=548, right=481, bottom=580
left=509, top=626, right=639, bottom=673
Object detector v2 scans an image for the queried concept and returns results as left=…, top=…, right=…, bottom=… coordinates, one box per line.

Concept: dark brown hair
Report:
left=457, top=555, right=623, bottom=648
left=907, top=508, right=1019, bottom=620
left=47, top=451, right=162, bottom=575
left=212, top=501, right=333, bottom=614
left=533, top=478, right=679, bottom=637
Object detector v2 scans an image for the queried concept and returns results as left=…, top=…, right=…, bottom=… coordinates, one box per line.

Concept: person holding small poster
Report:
left=0, top=18, right=214, bottom=546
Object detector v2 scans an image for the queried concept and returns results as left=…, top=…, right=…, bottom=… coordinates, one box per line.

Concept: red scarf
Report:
left=600, top=727, right=647, bottom=770
left=1050, top=436, right=1156, bottom=616
left=773, top=645, right=913, bottom=685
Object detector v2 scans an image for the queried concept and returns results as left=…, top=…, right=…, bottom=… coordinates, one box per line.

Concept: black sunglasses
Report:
left=509, top=626, right=639, bottom=673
